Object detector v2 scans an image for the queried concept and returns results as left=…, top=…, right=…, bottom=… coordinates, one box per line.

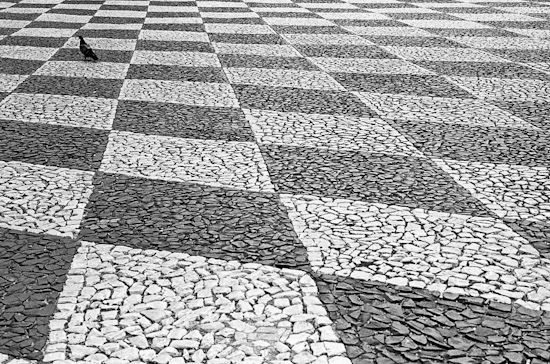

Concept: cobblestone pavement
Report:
left=1, top=0, right=550, bottom=363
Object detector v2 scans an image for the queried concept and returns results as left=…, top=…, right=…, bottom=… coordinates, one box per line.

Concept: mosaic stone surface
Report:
left=1, top=0, right=550, bottom=363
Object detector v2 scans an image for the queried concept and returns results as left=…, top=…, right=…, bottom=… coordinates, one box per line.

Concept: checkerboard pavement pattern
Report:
left=1, top=0, right=550, bottom=363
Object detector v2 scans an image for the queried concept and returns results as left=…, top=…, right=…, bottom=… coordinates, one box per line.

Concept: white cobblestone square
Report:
left=212, top=42, right=301, bottom=57
left=204, top=24, right=275, bottom=34
left=448, top=77, right=550, bottom=102
left=0, top=46, right=58, bottom=60
left=147, top=5, right=199, bottom=12
left=42, top=243, right=350, bottom=364
left=252, top=6, right=310, bottom=12
left=282, top=33, right=374, bottom=45
left=63, top=37, right=137, bottom=51
left=95, top=9, right=147, bottom=17
left=202, top=12, right=260, bottom=18
left=82, top=23, right=144, bottom=30
left=281, top=195, right=550, bottom=308
left=0, top=20, right=32, bottom=28
left=0, top=93, right=118, bottom=129
left=138, top=30, right=210, bottom=42
left=370, top=7, right=438, bottom=13
left=225, top=67, right=345, bottom=91
left=244, top=109, right=423, bottom=155
left=52, top=3, right=101, bottom=9
left=144, top=17, right=203, bottom=24
left=317, top=12, right=391, bottom=19
left=34, top=61, right=130, bottom=79
left=197, top=1, right=249, bottom=7
left=298, top=2, right=358, bottom=9
left=309, top=58, right=434, bottom=74
left=11, top=27, right=78, bottom=37
left=100, top=131, right=274, bottom=192
left=263, top=17, right=336, bottom=26
left=2, top=7, right=50, bottom=13
left=449, top=36, right=550, bottom=50
left=131, top=51, right=221, bottom=67
left=400, top=19, right=493, bottom=28
left=0, top=161, right=94, bottom=237
left=450, top=12, right=545, bottom=22
left=119, top=79, right=239, bottom=107
left=34, top=13, right=93, bottom=23
left=0, top=74, right=28, bottom=93
left=354, top=93, right=537, bottom=128
left=383, top=46, right=510, bottom=62
left=344, top=26, right=435, bottom=36
left=435, top=160, right=550, bottom=222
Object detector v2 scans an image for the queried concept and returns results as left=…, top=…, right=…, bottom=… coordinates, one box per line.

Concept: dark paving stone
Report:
left=485, top=49, right=550, bottom=63
left=142, top=12, right=199, bottom=18
left=261, top=145, right=493, bottom=216
left=364, top=35, right=467, bottom=47
left=293, top=44, right=398, bottom=58
left=10, top=3, right=53, bottom=8
left=426, top=28, right=524, bottom=37
left=354, top=2, right=415, bottom=7
left=0, top=58, right=44, bottom=75
left=270, top=25, right=351, bottom=34
left=147, top=1, right=197, bottom=5
left=79, top=173, right=310, bottom=270
left=198, top=6, right=252, bottom=12
left=247, top=2, right=301, bottom=7
left=46, top=8, right=97, bottom=15
left=314, top=274, right=550, bottom=364
left=256, top=12, right=321, bottom=18
left=0, top=12, right=38, bottom=20
left=388, top=120, right=550, bottom=167
left=0, top=28, right=17, bottom=36
left=0, top=36, right=68, bottom=48
left=208, top=33, right=286, bottom=44
left=436, top=7, right=509, bottom=13
left=332, top=74, right=473, bottom=97
left=126, top=65, right=227, bottom=83
left=414, top=61, right=550, bottom=80
left=202, top=17, right=266, bottom=24
left=99, top=4, right=148, bottom=10
left=504, top=218, right=550, bottom=259
left=0, top=120, right=109, bottom=171
left=330, top=19, right=405, bottom=27
left=491, top=100, right=550, bottom=131
left=303, top=8, right=364, bottom=12
left=25, top=21, right=82, bottom=28
left=75, top=29, right=140, bottom=39
left=217, top=54, right=318, bottom=70
left=141, top=23, right=204, bottom=32
left=481, top=1, right=547, bottom=5
left=62, top=0, right=103, bottom=3
left=136, top=39, right=213, bottom=52
left=233, top=85, right=377, bottom=117
left=0, top=228, right=77, bottom=361
left=52, top=48, right=133, bottom=63
left=295, top=0, right=339, bottom=2
left=113, top=100, right=254, bottom=142
left=88, top=17, right=144, bottom=24
left=15, top=76, right=123, bottom=99
left=388, top=12, right=462, bottom=20
left=481, top=20, right=550, bottom=29
left=146, top=0, right=197, bottom=5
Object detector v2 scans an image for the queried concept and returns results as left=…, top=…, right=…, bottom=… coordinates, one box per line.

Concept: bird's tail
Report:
left=91, top=51, right=99, bottom=61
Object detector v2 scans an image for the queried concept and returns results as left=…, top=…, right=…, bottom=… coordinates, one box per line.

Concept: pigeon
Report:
left=77, top=36, right=98, bottom=62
